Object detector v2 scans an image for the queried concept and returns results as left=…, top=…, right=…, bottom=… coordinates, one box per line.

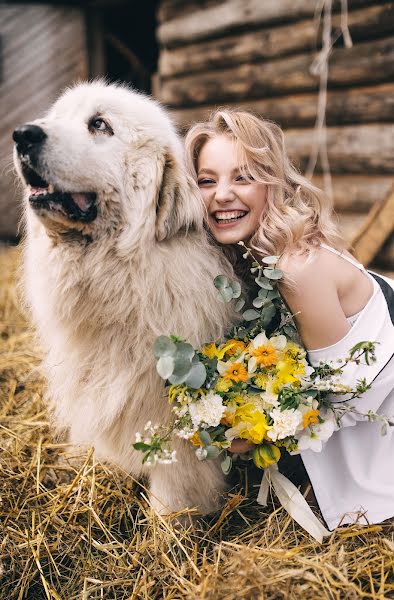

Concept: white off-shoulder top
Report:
left=299, top=244, right=394, bottom=530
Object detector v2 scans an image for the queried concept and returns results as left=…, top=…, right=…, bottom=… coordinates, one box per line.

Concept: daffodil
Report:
left=302, top=409, right=320, bottom=428
left=225, top=339, right=248, bottom=356
left=218, top=360, right=249, bottom=383
left=248, top=331, right=287, bottom=374
left=215, top=377, right=233, bottom=393
left=225, top=404, right=271, bottom=444
left=202, top=341, right=239, bottom=360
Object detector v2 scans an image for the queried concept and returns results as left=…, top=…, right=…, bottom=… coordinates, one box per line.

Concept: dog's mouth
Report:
left=24, top=166, right=97, bottom=223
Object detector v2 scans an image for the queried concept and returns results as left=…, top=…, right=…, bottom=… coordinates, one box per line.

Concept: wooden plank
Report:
left=157, top=0, right=373, bottom=47
left=350, top=185, right=394, bottom=265
left=169, top=83, right=394, bottom=130
left=285, top=124, right=394, bottom=174
left=158, top=0, right=221, bottom=23
left=373, top=234, right=394, bottom=270
left=157, top=37, right=394, bottom=107
left=312, top=175, right=393, bottom=213
left=159, top=4, right=394, bottom=78
left=338, top=213, right=367, bottom=242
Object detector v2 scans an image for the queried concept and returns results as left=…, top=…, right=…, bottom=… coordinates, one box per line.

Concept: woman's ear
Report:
left=155, top=152, right=203, bottom=242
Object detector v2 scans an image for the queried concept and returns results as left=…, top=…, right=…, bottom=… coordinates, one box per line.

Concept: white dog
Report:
left=13, top=81, right=238, bottom=515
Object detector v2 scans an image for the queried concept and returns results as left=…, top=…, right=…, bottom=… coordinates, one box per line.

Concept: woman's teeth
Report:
left=214, top=210, right=247, bottom=224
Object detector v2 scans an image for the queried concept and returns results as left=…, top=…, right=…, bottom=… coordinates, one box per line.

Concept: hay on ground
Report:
left=1, top=247, right=393, bottom=600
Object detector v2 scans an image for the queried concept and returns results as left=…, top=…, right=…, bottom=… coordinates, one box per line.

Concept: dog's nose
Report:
left=13, top=124, right=47, bottom=154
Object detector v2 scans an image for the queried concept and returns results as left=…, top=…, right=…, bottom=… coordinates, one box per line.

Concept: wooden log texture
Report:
left=312, top=175, right=394, bottom=213
left=157, top=37, right=394, bottom=107
left=159, top=4, right=394, bottom=78
left=169, top=83, right=394, bottom=130
left=285, top=124, right=394, bottom=174
left=350, top=185, right=394, bottom=265
left=157, top=0, right=374, bottom=47
left=373, top=233, right=394, bottom=270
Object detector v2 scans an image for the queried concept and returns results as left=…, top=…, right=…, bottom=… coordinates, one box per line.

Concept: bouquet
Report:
left=134, top=243, right=389, bottom=540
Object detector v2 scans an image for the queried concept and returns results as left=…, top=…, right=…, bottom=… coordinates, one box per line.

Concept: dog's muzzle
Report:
left=13, top=124, right=47, bottom=158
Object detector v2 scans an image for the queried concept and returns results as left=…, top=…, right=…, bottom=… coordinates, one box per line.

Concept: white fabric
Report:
left=298, top=250, right=394, bottom=530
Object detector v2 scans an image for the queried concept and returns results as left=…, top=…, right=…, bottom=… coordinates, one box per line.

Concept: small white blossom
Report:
left=295, top=411, right=337, bottom=452
left=135, top=432, right=142, bottom=443
left=267, top=408, right=303, bottom=441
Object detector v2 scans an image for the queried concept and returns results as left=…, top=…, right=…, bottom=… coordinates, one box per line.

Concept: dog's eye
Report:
left=88, top=117, right=113, bottom=135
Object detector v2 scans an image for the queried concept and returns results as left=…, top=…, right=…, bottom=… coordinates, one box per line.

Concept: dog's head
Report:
left=13, top=81, right=203, bottom=244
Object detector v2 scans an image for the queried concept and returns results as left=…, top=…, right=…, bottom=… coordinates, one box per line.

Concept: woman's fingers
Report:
left=229, top=439, right=255, bottom=454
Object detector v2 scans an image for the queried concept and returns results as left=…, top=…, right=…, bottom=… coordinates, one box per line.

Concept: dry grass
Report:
left=1, top=246, right=393, bottom=600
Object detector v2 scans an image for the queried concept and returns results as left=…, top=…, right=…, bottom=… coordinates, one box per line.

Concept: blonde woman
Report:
left=184, top=110, right=394, bottom=530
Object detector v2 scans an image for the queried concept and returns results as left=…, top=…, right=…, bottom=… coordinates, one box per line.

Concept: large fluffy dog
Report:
left=13, top=81, right=237, bottom=515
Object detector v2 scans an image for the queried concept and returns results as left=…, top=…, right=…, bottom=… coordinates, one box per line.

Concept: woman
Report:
left=184, top=109, right=394, bottom=530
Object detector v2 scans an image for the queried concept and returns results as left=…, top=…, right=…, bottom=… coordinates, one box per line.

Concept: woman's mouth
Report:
left=213, top=210, right=248, bottom=225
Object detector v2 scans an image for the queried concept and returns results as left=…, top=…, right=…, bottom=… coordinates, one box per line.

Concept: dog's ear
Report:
left=155, top=152, right=203, bottom=242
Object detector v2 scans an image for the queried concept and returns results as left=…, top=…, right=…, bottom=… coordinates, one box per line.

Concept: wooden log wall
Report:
left=0, top=4, right=88, bottom=239
left=155, top=0, right=394, bottom=272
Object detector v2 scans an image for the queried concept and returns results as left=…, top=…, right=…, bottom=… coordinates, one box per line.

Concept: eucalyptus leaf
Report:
left=262, top=255, right=280, bottom=265
left=154, top=336, right=177, bottom=359
left=230, top=280, right=242, bottom=298
left=214, top=275, right=229, bottom=290
left=206, top=445, right=221, bottom=459
left=252, top=297, right=264, bottom=308
left=175, top=342, right=195, bottom=361
left=172, top=355, right=193, bottom=378
left=217, top=286, right=234, bottom=303
left=156, top=355, right=175, bottom=379
left=221, top=454, right=232, bottom=474
left=263, top=268, right=283, bottom=280
left=185, top=361, right=207, bottom=389
left=243, top=309, right=261, bottom=321
left=199, top=430, right=211, bottom=446
left=255, top=276, right=273, bottom=290
left=235, top=297, right=246, bottom=312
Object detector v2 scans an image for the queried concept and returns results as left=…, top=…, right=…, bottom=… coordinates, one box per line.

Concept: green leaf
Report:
left=230, top=280, right=242, bottom=298
left=154, top=336, right=177, bottom=359
left=133, top=442, right=151, bottom=452
left=206, top=445, right=221, bottom=459
left=214, top=275, right=229, bottom=290
left=235, top=298, right=246, bottom=312
left=262, top=255, right=280, bottom=265
left=243, top=309, right=261, bottom=321
left=255, top=276, right=273, bottom=290
left=185, top=361, right=207, bottom=389
left=156, top=356, right=175, bottom=379
left=172, top=356, right=192, bottom=378
left=263, top=268, right=283, bottom=280
left=199, top=430, right=211, bottom=446
left=221, top=454, right=232, bottom=474
left=175, top=342, right=195, bottom=361
left=217, top=286, right=234, bottom=303
left=252, top=297, right=264, bottom=308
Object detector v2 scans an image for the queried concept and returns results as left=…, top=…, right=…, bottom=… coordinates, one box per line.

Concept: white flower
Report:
left=295, top=411, right=337, bottom=452
left=248, top=331, right=287, bottom=374
left=135, top=432, right=142, bottom=443
left=267, top=408, right=303, bottom=441
left=188, top=391, right=225, bottom=428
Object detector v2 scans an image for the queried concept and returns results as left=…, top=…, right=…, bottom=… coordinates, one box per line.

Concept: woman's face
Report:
left=197, top=134, right=267, bottom=245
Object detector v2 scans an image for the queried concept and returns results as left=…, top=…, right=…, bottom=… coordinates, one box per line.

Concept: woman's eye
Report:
left=198, top=178, right=214, bottom=186
left=88, top=117, right=113, bottom=135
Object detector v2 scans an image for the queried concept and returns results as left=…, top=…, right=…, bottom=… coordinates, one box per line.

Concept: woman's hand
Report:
left=229, top=439, right=255, bottom=454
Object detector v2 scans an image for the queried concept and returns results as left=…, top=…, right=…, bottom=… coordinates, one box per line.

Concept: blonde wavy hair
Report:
left=184, top=109, right=345, bottom=281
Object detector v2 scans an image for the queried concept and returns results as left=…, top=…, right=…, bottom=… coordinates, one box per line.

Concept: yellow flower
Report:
left=202, top=341, right=239, bottom=360
left=225, top=339, right=248, bottom=356
left=201, top=343, right=219, bottom=359
left=303, top=409, right=320, bottom=428
left=253, top=373, right=269, bottom=389
left=233, top=404, right=271, bottom=444
left=223, top=361, right=248, bottom=383
left=215, top=377, right=233, bottom=393
left=251, top=343, right=278, bottom=367
left=253, top=444, right=281, bottom=469
left=284, top=341, right=304, bottom=360
left=190, top=432, right=204, bottom=447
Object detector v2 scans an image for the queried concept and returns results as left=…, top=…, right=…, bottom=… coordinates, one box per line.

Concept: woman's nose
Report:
left=214, top=182, right=235, bottom=203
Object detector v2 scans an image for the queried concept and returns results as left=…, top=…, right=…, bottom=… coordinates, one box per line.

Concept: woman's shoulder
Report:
left=278, top=246, right=338, bottom=288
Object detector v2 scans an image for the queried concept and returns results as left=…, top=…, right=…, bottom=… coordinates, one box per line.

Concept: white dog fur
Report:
left=15, top=81, right=239, bottom=515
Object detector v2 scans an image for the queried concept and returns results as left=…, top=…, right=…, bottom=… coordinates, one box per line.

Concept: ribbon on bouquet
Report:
left=256, top=464, right=331, bottom=543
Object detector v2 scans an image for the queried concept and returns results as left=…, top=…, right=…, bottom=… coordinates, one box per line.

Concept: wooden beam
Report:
left=157, top=0, right=376, bottom=47
left=285, top=124, right=394, bottom=174
left=157, top=37, right=394, bottom=107
left=312, top=175, right=393, bottom=213
left=349, top=185, right=394, bottom=265
left=168, top=83, right=394, bottom=130
left=159, top=4, right=394, bottom=78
